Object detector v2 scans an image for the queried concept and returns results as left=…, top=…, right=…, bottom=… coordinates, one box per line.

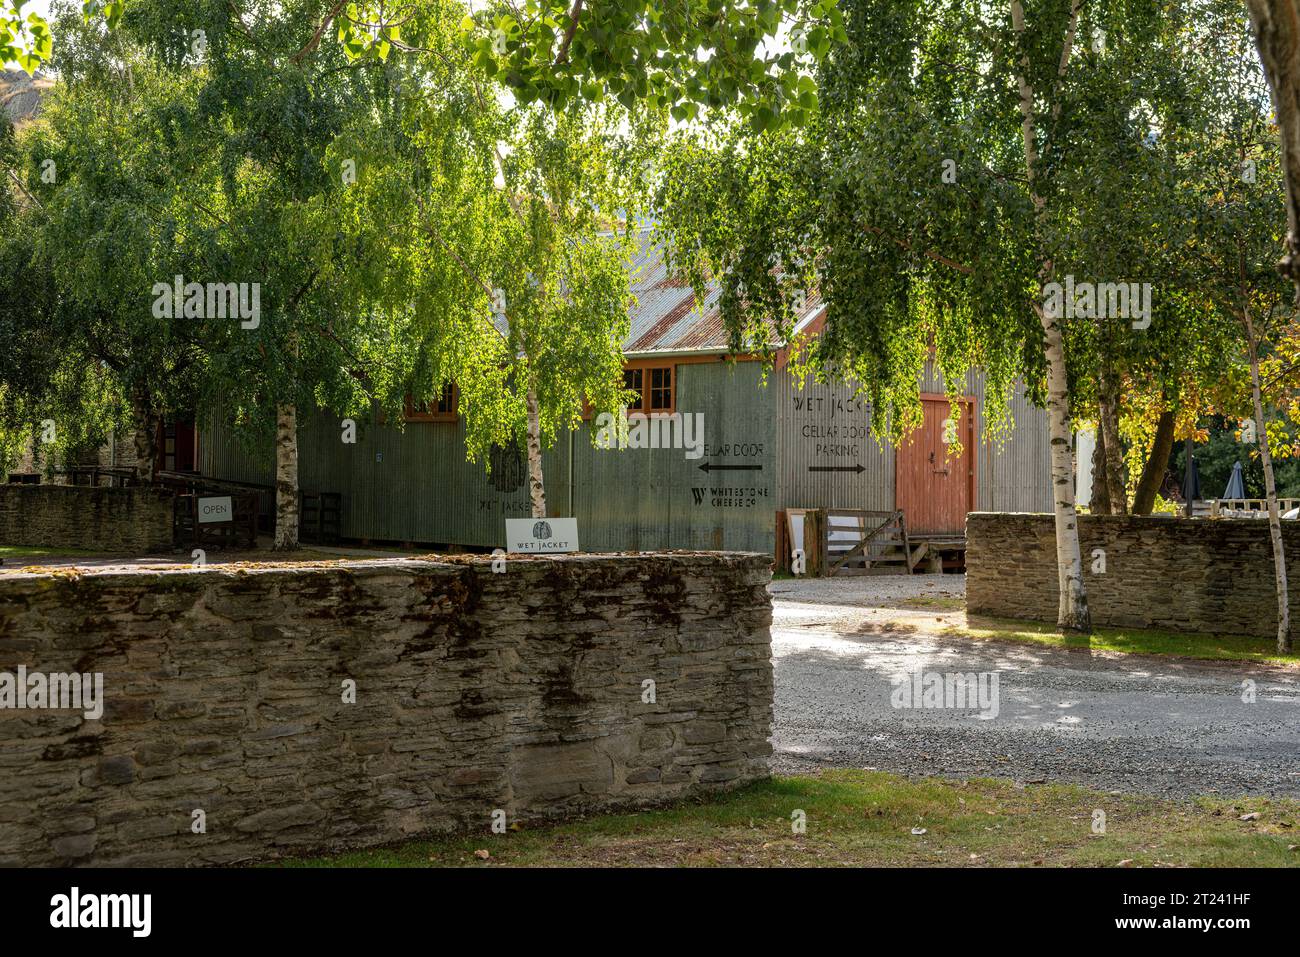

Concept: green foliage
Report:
left=1, top=0, right=51, bottom=73
left=455, top=0, right=846, bottom=130
left=1, top=24, right=215, bottom=464
left=656, top=0, right=1278, bottom=454
left=0, top=1, right=415, bottom=463
left=31, top=1, right=846, bottom=132
left=1172, top=416, right=1300, bottom=500
left=657, top=0, right=1047, bottom=444
left=331, top=26, right=663, bottom=463
left=3, top=0, right=663, bottom=481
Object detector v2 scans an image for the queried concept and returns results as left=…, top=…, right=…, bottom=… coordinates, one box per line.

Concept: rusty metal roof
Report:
left=624, top=230, right=824, bottom=355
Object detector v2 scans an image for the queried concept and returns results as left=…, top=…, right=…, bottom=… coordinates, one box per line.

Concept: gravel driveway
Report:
left=770, top=574, right=1300, bottom=798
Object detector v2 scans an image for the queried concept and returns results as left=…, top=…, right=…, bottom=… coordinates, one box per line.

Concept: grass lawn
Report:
left=900, top=595, right=965, bottom=611
left=0, top=544, right=110, bottom=560
left=951, top=617, right=1300, bottom=668
left=281, top=770, right=1300, bottom=868
left=0, top=544, right=405, bottom=568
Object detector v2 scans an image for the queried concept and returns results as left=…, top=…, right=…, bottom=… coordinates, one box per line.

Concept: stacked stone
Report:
left=967, top=512, right=1290, bottom=636
left=0, top=552, right=773, bottom=866
left=0, top=485, right=174, bottom=553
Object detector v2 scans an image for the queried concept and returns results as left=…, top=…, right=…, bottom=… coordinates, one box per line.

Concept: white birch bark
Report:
left=273, top=402, right=300, bottom=550
left=1244, top=310, right=1292, bottom=652
left=131, top=393, right=158, bottom=484
left=1011, top=0, right=1091, bottom=631
left=525, top=385, right=547, bottom=518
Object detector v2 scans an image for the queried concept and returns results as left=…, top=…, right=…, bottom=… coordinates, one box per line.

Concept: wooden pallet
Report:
left=173, top=492, right=258, bottom=549
left=906, top=534, right=968, bottom=572
left=300, top=491, right=343, bottom=544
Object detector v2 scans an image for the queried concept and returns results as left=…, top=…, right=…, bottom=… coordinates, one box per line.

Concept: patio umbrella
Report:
left=1223, top=461, right=1246, bottom=500
left=1182, top=445, right=1201, bottom=515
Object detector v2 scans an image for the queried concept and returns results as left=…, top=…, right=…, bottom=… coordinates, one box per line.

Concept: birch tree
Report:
left=309, top=0, right=842, bottom=518
left=1247, top=0, right=1300, bottom=298
left=1185, top=36, right=1295, bottom=652
left=83, top=0, right=434, bottom=548
left=3, top=31, right=211, bottom=482
left=1245, top=306, right=1290, bottom=652
left=655, top=0, right=1135, bottom=631
left=1007, top=0, right=1090, bottom=628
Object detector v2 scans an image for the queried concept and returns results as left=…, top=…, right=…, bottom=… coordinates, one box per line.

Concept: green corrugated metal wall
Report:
left=574, top=361, right=774, bottom=552
left=201, top=357, right=1052, bottom=553
left=202, top=361, right=777, bottom=552
left=775, top=360, right=1053, bottom=515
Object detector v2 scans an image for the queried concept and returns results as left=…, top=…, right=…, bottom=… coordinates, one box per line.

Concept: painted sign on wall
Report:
left=791, top=391, right=870, bottom=464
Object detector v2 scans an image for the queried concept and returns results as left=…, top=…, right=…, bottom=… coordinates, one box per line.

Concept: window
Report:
left=404, top=383, right=457, bottom=422
left=649, top=367, right=672, bottom=411
left=623, top=363, right=674, bottom=414
left=582, top=363, right=676, bottom=419
left=623, top=368, right=643, bottom=408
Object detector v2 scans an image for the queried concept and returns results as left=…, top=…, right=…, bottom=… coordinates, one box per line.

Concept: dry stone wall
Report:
left=0, top=553, right=773, bottom=865
left=967, top=512, right=1292, bottom=636
left=0, top=485, right=174, bottom=554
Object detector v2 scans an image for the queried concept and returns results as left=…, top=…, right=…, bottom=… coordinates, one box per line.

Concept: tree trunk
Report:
left=525, top=385, right=546, bottom=518
left=1097, top=373, right=1127, bottom=514
left=1247, top=0, right=1300, bottom=294
left=1245, top=313, right=1292, bottom=652
left=131, top=392, right=159, bottom=484
left=273, top=402, right=299, bottom=550
left=1089, top=428, right=1112, bottom=514
left=1011, top=0, right=1090, bottom=632
left=1132, top=408, right=1177, bottom=515
left=1040, top=312, right=1091, bottom=631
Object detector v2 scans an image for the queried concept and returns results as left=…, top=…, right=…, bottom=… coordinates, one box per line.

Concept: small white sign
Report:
left=197, top=496, right=233, bottom=524
left=505, top=517, right=579, bottom=554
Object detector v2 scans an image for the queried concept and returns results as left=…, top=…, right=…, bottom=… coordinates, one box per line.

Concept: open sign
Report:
left=197, top=496, right=233, bottom=524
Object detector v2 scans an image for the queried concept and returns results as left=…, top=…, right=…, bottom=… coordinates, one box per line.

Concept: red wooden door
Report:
left=895, top=397, right=975, bottom=535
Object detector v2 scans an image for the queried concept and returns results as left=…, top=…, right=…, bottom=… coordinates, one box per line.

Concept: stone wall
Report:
left=967, top=512, right=1292, bottom=636
left=11, top=431, right=128, bottom=478
left=0, top=553, right=773, bottom=866
left=0, top=484, right=174, bottom=553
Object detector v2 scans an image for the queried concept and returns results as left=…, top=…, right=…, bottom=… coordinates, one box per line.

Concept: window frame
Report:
left=621, top=360, right=676, bottom=415
left=404, top=383, right=458, bottom=423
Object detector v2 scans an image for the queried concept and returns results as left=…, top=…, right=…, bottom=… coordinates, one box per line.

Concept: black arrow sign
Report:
left=698, top=462, right=764, bottom=472
left=808, top=464, right=865, bottom=473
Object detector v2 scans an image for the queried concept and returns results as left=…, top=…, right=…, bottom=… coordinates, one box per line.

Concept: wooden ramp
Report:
left=826, top=509, right=911, bottom=575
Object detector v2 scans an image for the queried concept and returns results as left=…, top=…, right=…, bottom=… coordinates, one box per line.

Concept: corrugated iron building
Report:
left=202, top=236, right=1054, bottom=553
